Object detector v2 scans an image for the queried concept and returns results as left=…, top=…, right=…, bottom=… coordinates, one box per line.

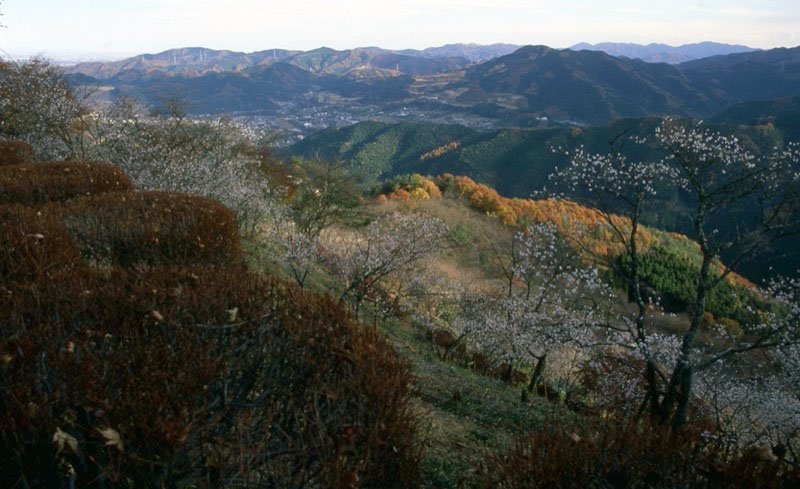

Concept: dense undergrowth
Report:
left=0, top=146, right=421, bottom=488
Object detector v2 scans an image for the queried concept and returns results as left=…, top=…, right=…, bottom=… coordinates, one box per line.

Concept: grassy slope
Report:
left=246, top=196, right=573, bottom=488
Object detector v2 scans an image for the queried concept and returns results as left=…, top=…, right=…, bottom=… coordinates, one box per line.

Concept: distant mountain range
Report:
left=66, top=43, right=800, bottom=127
left=569, top=41, right=758, bottom=64
left=69, top=42, right=758, bottom=78
left=392, top=43, right=522, bottom=63
left=69, top=47, right=299, bottom=78
left=69, top=44, right=505, bottom=79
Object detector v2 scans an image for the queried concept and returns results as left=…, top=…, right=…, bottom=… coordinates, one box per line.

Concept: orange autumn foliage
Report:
left=380, top=174, right=442, bottom=202
left=438, top=174, right=653, bottom=256
left=434, top=173, right=754, bottom=289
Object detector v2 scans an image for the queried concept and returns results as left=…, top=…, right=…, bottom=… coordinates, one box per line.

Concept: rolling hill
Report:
left=711, top=95, right=800, bottom=140
left=420, top=45, right=800, bottom=126
left=449, top=45, right=720, bottom=125
left=288, top=119, right=662, bottom=194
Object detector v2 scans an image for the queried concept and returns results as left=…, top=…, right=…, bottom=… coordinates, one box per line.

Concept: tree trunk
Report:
left=502, top=361, right=514, bottom=383
left=637, top=360, right=661, bottom=419
left=527, top=355, right=547, bottom=393
left=353, top=296, right=362, bottom=321
left=659, top=242, right=711, bottom=426
left=627, top=213, right=664, bottom=421
left=672, top=366, right=693, bottom=429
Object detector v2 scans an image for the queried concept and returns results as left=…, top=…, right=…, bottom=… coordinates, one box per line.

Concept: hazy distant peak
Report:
left=569, top=41, right=757, bottom=64
left=391, top=43, right=522, bottom=63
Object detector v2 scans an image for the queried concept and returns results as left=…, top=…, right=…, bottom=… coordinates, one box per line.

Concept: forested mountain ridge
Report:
left=288, top=117, right=796, bottom=197
left=451, top=45, right=714, bottom=125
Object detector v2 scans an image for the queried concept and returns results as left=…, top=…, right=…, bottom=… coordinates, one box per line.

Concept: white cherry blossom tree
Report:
left=654, top=118, right=800, bottom=427
left=327, top=213, right=448, bottom=320
left=553, top=118, right=800, bottom=428
left=453, top=223, right=615, bottom=393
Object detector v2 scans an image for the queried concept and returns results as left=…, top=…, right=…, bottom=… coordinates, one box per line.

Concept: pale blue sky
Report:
left=2, top=0, right=799, bottom=60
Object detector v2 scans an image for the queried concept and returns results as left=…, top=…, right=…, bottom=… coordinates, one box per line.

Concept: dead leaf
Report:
left=53, top=427, right=79, bottom=454
left=226, top=307, right=238, bottom=323
left=98, top=427, right=124, bottom=451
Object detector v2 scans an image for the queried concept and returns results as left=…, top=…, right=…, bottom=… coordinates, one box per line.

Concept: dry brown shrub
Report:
left=0, top=266, right=420, bottom=488
left=52, top=191, right=243, bottom=268
left=0, top=161, right=134, bottom=206
left=0, top=204, right=80, bottom=284
left=0, top=140, right=38, bottom=166
left=578, top=351, right=650, bottom=416
left=478, top=420, right=800, bottom=488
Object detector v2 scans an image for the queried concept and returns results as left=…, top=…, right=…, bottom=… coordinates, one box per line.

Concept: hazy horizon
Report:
left=1, top=1, right=798, bottom=61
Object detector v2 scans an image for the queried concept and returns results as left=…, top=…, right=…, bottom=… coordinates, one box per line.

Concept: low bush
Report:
left=578, top=351, right=650, bottom=417
left=0, top=140, right=38, bottom=166
left=0, top=204, right=79, bottom=284
left=53, top=191, right=243, bottom=268
left=0, top=266, right=421, bottom=488
left=381, top=174, right=442, bottom=201
left=0, top=161, right=134, bottom=206
left=477, top=420, right=800, bottom=488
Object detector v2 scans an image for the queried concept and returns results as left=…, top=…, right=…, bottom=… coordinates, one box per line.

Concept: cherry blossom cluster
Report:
left=446, top=223, right=615, bottom=382
left=555, top=145, right=676, bottom=205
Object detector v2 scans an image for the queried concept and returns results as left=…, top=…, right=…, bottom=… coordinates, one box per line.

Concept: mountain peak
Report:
left=511, top=45, right=557, bottom=58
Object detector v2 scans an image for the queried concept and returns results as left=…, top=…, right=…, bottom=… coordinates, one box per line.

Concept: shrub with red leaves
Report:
left=0, top=140, right=38, bottom=166
left=0, top=266, right=420, bottom=488
left=0, top=204, right=80, bottom=284
left=52, top=191, right=243, bottom=268
left=0, top=161, right=134, bottom=206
